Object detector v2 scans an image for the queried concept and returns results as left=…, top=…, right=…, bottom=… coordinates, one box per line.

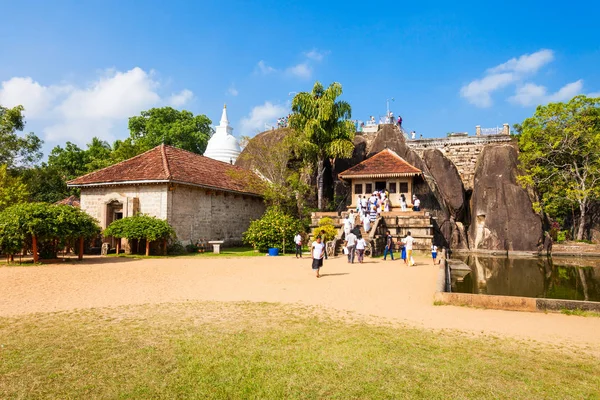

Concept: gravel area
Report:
left=2, top=254, right=599, bottom=352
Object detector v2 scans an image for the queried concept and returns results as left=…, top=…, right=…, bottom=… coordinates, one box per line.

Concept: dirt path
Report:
left=2, top=255, right=599, bottom=352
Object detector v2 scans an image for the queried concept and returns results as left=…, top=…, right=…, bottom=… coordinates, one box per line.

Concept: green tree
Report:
left=0, top=203, right=100, bottom=260
left=0, top=164, right=29, bottom=211
left=0, top=105, right=43, bottom=168
left=289, top=82, right=355, bottom=210
left=518, top=95, right=600, bottom=240
left=128, top=107, right=213, bottom=155
left=243, top=208, right=303, bottom=253
left=103, top=214, right=176, bottom=256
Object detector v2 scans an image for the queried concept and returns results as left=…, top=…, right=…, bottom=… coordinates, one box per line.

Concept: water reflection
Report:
left=450, top=255, right=600, bottom=302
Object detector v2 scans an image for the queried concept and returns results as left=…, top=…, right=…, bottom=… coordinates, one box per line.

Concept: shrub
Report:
left=0, top=203, right=100, bottom=259
left=104, top=214, right=176, bottom=242
left=243, top=208, right=303, bottom=253
left=316, top=217, right=338, bottom=242
left=557, top=230, right=571, bottom=243
left=185, top=243, right=199, bottom=253
left=167, top=240, right=186, bottom=255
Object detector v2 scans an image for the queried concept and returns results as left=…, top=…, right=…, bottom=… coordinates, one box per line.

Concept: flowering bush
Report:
left=316, top=217, right=337, bottom=242
left=243, top=208, right=303, bottom=253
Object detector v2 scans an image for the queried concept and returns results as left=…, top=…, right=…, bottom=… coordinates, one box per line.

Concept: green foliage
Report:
left=0, top=164, right=29, bottom=211
left=289, top=81, right=355, bottom=210
left=243, top=208, right=303, bottom=252
left=316, top=217, right=338, bottom=242
left=104, top=214, right=176, bottom=242
left=128, top=107, right=213, bottom=155
left=0, top=105, right=43, bottom=168
left=167, top=240, right=186, bottom=255
left=518, top=95, right=600, bottom=240
left=0, top=203, right=100, bottom=258
left=556, top=230, right=570, bottom=243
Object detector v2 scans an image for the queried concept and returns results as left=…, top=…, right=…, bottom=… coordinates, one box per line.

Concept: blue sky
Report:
left=1, top=0, right=599, bottom=157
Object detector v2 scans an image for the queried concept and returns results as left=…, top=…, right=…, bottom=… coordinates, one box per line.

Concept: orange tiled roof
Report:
left=67, top=144, right=263, bottom=196
left=338, top=149, right=421, bottom=179
left=55, top=195, right=80, bottom=208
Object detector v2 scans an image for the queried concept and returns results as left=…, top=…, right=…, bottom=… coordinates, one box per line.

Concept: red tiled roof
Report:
left=338, top=149, right=422, bottom=179
left=67, top=145, right=263, bottom=196
left=55, top=195, right=80, bottom=208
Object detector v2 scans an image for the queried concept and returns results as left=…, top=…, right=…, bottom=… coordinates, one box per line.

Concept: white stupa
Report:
left=204, top=104, right=241, bottom=164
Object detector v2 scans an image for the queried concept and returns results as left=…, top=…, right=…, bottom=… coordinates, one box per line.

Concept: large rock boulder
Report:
left=422, top=149, right=466, bottom=221
left=468, top=144, right=543, bottom=252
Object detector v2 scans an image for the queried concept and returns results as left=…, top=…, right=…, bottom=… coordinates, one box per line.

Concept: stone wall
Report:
left=407, top=135, right=513, bottom=191
left=80, top=183, right=265, bottom=247
left=169, top=185, right=265, bottom=246
left=80, top=185, right=169, bottom=228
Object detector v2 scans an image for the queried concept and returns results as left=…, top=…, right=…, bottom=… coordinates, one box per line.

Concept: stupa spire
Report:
left=219, top=104, right=229, bottom=127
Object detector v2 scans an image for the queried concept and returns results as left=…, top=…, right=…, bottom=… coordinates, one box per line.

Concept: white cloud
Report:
left=304, top=49, right=329, bottom=62
left=460, top=49, right=585, bottom=108
left=285, top=63, right=312, bottom=79
left=588, top=91, right=600, bottom=98
left=0, top=77, right=69, bottom=118
left=487, top=49, right=554, bottom=74
left=509, top=80, right=584, bottom=106
left=227, top=85, right=238, bottom=96
left=460, top=73, right=515, bottom=108
left=256, top=60, right=277, bottom=75
left=168, top=89, right=193, bottom=107
left=0, top=67, right=193, bottom=145
left=239, top=101, right=288, bottom=135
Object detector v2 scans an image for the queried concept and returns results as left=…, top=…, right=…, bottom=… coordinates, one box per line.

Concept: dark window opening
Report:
left=354, top=184, right=363, bottom=194
left=389, top=183, right=397, bottom=193
left=365, top=183, right=373, bottom=193
left=400, top=182, right=409, bottom=193
left=375, top=181, right=386, bottom=191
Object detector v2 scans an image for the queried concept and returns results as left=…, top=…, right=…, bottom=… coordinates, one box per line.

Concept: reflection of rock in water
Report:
left=452, top=255, right=600, bottom=301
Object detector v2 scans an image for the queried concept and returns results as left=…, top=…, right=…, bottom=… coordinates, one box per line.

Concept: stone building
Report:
left=338, top=149, right=422, bottom=207
left=68, top=144, right=265, bottom=248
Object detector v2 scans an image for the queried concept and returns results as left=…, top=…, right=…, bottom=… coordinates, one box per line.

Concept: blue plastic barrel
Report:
left=268, top=248, right=280, bottom=256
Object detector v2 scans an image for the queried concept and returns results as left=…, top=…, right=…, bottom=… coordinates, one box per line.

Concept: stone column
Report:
left=475, top=125, right=481, bottom=136
left=502, top=123, right=510, bottom=135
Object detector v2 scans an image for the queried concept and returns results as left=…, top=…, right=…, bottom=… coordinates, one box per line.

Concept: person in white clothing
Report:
left=345, top=231, right=357, bottom=263
left=401, top=231, right=416, bottom=266
left=348, top=210, right=356, bottom=229
left=363, top=214, right=371, bottom=233
left=355, top=236, right=367, bottom=263
left=311, top=236, right=325, bottom=278
left=413, top=197, right=421, bottom=211
left=343, top=216, right=352, bottom=236
left=294, top=232, right=303, bottom=258
left=361, top=195, right=368, bottom=210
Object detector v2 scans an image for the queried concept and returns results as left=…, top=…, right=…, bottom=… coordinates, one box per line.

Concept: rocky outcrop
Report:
left=422, top=149, right=465, bottom=221
left=468, top=144, right=543, bottom=252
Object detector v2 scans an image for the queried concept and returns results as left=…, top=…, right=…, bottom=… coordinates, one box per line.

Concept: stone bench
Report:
left=208, top=240, right=225, bottom=254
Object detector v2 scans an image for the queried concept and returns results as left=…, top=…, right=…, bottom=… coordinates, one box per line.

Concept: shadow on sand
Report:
left=319, top=273, right=350, bottom=278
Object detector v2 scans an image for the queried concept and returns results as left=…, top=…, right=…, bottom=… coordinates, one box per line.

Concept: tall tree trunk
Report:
left=576, top=201, right=586, bottom=240
left=317, top=157, right=325, bottom=210
left=577, top=268, right=589, bottom=301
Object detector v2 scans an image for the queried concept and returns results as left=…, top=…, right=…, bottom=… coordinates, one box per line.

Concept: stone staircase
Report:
left=310, top=208, right=434, bottom=257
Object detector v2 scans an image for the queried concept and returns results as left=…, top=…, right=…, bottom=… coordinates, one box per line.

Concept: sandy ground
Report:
left=2, top=254, right=600, bottom=353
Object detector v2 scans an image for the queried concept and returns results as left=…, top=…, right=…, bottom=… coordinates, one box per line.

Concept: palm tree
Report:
left=289, top=82, right=355, bottom=210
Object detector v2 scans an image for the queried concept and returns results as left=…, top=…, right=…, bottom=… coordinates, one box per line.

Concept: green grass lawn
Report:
left=106, top=246, right=305, bottom=259
left=1, top=302, right=598, bottom=399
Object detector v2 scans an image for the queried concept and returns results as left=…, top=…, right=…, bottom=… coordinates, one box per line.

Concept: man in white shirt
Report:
left=413, top=197, right=421, bottom=211
left=345, top=230, right=357, bottom=264
left=401, top=231, right=416, bottom=266
left=311, top=236, right=325, bottom=278
left=294, top=232, right=303, bottom=258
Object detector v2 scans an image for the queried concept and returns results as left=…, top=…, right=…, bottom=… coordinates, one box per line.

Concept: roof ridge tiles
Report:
left=160, top=144, right=172, bottom=179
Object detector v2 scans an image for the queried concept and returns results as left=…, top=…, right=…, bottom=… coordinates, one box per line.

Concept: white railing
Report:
left=480, top=127, right=504, bottom=135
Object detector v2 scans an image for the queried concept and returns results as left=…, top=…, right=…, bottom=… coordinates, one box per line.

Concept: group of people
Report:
left=277, top=115, right=290, bottom=128
left=356, top=191, right=421, bottom=217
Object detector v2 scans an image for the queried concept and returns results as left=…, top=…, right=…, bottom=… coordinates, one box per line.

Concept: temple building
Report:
left=204, top=104, right=241, bottom=164
left=338, top=149, right=422, bottom=207
left=68, top=144, right=265, bottom=249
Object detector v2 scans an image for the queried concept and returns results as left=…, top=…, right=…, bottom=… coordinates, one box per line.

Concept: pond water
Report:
left=449, top=255, right=600, bottom=302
